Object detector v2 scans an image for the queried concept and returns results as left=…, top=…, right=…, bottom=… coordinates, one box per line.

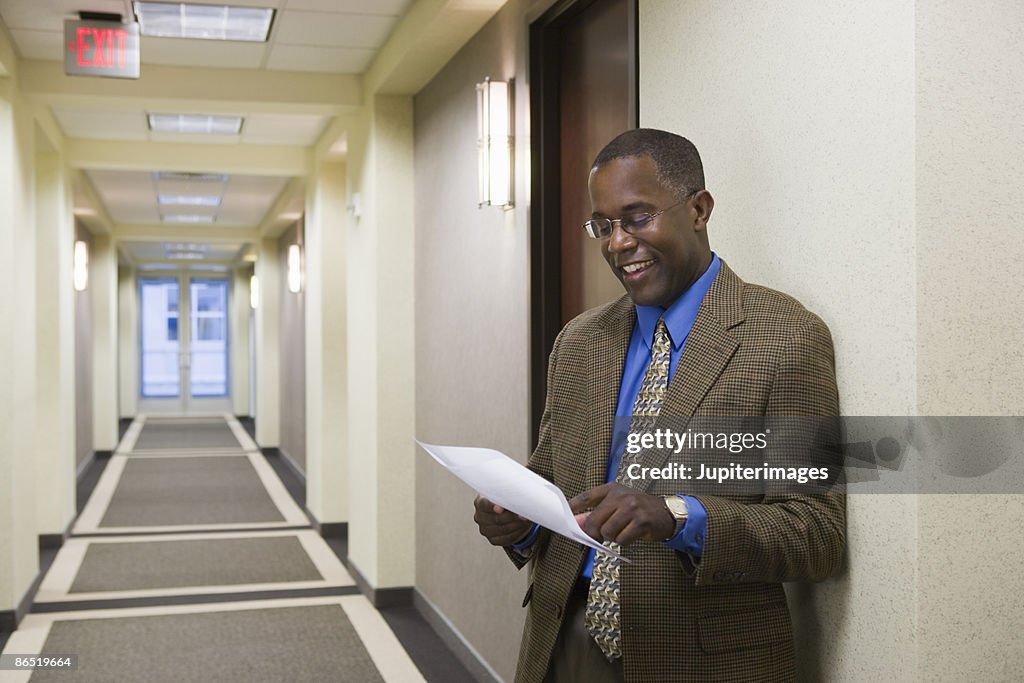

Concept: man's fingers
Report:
left=574, top=511, right=590, bottom=528
left=569, top=484, right=612, bottom=514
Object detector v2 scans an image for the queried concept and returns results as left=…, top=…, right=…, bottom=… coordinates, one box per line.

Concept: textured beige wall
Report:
left=916, top=1, right=1024, bottom=679
left=74, top=223, right=94, bottom=470
left=641, top=1, right=918, bottom=679
left=0, top=81, right=39, bottom=611
left=278, top=220, right=306, bottom=473
left=413, top=1, right=534, bottom=679
left=345, top=94, right=417, bottom=589
left=34, top=147, right=76, bottom=537
left=117, top=265, right=137, bottom=419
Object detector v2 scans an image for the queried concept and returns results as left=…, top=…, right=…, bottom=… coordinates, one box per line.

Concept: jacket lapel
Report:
left=640, top=263, right=745, bottom=487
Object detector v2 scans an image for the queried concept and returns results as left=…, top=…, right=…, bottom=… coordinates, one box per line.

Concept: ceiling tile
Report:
left=266, top=43, right=373, bottom=73
left=282, top=0, right=412, bottom=15
left=0, top=0, right=127, bottom=32
left=8, top=29, right=63, bottom=61
left=272, top=10, right=395, bottom=49
left=53, top=108, right=148, bottom=140
left=242, top=113, right=326, bottom=145
left=138, top=36, right=268, bottom=69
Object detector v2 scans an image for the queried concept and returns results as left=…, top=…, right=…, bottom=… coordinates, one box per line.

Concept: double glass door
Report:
left=138, top=275, right=231, bottom=414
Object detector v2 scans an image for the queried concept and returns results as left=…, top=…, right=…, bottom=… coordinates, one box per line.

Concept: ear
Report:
left=692, top=190, right=715, bottom=230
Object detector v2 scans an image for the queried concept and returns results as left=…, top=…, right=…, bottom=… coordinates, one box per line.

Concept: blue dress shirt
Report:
left=516, top=254, right=721, bottom=578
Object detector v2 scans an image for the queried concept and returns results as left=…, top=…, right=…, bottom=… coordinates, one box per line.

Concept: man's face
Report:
left=589, top=155, right=711, bottom=308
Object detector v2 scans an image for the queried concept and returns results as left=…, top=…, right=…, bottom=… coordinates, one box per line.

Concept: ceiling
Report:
left=0, top=0, right=416, bottom=267
left=0, top=0, right=413, bottom=73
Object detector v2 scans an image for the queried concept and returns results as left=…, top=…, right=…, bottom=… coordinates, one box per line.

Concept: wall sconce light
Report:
left=476, top=77, right=513, bottom=209
left=250, top=274, right=259, bottom=309
left=287, top=244, right=303, bottom=294
left=73, top=240, right=89, bottom=291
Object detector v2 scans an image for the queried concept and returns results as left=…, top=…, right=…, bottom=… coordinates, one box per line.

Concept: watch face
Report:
left=665, top=496, right=688, bottom=519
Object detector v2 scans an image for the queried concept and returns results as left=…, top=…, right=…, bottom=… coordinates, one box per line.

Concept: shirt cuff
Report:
left=511, top=523, right=541, bottom=552
left=661, top=496, right=707, bottom=558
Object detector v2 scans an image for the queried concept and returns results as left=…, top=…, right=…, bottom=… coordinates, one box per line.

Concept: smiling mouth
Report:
left=621, top=259, right=655, bottom=275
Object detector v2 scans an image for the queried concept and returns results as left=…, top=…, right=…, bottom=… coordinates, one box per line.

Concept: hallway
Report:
left=0, top=417, right=469, bottom=682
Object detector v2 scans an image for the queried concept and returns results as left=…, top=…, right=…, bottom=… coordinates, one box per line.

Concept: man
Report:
left=474, top=129, right=844, bottom=682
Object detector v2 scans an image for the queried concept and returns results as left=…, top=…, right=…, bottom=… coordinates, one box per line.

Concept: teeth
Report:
left=623, top=260, right=653, bottom=273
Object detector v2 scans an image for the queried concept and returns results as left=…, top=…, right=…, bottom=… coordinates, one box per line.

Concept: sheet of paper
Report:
left=417, top=441, right=625, bottom=559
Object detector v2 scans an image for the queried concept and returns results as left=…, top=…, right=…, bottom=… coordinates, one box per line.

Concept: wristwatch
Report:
left=663, top=495, right=689, bottom=538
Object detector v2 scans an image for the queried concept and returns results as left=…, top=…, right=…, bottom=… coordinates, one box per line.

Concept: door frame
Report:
left=528, top=0, right=639, bottom=446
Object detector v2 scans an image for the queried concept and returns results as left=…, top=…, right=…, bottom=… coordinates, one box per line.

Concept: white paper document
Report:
left=416, top=441, right=624, bottom=558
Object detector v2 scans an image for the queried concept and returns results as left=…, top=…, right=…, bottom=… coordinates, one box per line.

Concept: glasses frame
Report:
left=581, top=192, right=697, bottom=240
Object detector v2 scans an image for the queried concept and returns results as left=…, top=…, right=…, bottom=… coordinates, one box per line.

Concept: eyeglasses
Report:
left=582, top=197, right=689, bottom=240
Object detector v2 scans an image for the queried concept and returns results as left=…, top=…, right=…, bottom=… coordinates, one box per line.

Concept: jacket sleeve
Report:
left=503, top=325, right=565, bottom=570
left=685, top=314, right=846, bottom=586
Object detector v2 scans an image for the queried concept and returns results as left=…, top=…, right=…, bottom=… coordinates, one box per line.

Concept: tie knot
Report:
left=653, top=318, right=671, bottom=352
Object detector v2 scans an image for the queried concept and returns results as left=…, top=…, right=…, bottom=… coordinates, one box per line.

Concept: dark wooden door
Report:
left=530, top=0, right=637, bottom=443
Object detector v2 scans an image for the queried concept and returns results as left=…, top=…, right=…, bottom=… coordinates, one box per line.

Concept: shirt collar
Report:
left=634, top=252, right=721, bottom=351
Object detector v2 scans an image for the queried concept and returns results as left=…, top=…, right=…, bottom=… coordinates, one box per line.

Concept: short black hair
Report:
left=592, top=128, right=705, bottom=200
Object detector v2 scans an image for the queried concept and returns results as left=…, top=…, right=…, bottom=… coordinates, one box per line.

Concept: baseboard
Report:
left=38, top=534, right=64, bottom=550
left=261, top=447, right=305, bottom=484
left=0, top=609, right=14, bottom=635
left=345, top=560, right=414, bottom=609
left=413, top=589, right=504, bottom=683
left=316, top=521, right=347, bottom=539
left=94, top=450, right=113, bottom=460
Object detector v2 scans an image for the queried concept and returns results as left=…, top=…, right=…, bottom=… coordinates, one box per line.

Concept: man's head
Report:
left=588, top=129, right=714, bottom=308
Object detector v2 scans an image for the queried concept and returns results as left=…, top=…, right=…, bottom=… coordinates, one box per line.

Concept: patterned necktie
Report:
left=585, top=318, right=672, bottom=660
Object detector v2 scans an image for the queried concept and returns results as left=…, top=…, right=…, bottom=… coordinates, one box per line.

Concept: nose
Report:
left=605, top=221, right=637, bottom=255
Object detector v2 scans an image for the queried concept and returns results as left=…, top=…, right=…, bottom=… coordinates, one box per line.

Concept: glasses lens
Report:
left=583, top=219, right=611, bottom=239
left=622, top=213, right=655, bottom=231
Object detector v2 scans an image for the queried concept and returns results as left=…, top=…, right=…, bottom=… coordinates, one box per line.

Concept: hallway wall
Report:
left=0, top=76, right=40, bottom=615
left=278, top=220, right=306, bottom=473
left=74, top=223, right=94, bottom=471
left=641, top=0, right=1024, bottom=680
left=413, top=0, right=535, bottom=679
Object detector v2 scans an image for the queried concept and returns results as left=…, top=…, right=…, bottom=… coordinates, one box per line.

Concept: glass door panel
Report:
left=190, top=279, right=229, bottom=398
left=140, top=278, right=182, bottom=400
left=138, top=274, right=232, bottom=415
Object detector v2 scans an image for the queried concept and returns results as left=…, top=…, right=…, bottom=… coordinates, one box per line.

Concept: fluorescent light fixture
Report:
left=156, top=172, right=229, bottom=183
left=148, top=113, right=243, bottom=134
left=250, top=274, right=259, bottom=308
left=162, top=214, right=216, bottom=224
left=134, top=2, right=274, bottom=42
left=158, top=194, right=222, bottom=207
left=73, top=240, right=89, bottom=291
left=476, top=77, right=514, bottom=209
left=166, top=251, right=206, bottom=260
left=287, top=244, right=303, bottom=294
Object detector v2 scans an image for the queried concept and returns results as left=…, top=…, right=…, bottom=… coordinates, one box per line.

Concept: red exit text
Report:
left=68, top=27, right=129, bottom=68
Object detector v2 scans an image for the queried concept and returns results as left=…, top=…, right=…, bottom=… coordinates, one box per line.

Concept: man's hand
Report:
left=569, top=483, right=675, bottom=545
left=473, top=496, right=535, bottom=546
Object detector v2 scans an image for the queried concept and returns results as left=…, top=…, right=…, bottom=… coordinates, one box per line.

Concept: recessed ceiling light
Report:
left=148, top=113, right=243, bottom=134
left=134, top=2, right=275, bottom=42
left=162, top=214, right=216, bottom=224
left=166, top=251, right=207, bottom=260
left=158, top=194, right=222, bottom=207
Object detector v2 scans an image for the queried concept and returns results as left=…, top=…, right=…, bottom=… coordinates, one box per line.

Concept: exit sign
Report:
left=64, top=19, right=140, bottom=79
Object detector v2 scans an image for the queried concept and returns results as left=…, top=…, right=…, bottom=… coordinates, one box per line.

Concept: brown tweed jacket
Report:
left=509, top=261, right=844, bottom=683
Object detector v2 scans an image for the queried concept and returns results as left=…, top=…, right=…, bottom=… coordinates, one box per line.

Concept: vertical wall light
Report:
left=250, top=274, right=259, bottom=309
left=73, top=240, right=89, bottom=291
left=287, top=244, right=303, bottom=294
left=476, top=77, right=513, bottom=209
